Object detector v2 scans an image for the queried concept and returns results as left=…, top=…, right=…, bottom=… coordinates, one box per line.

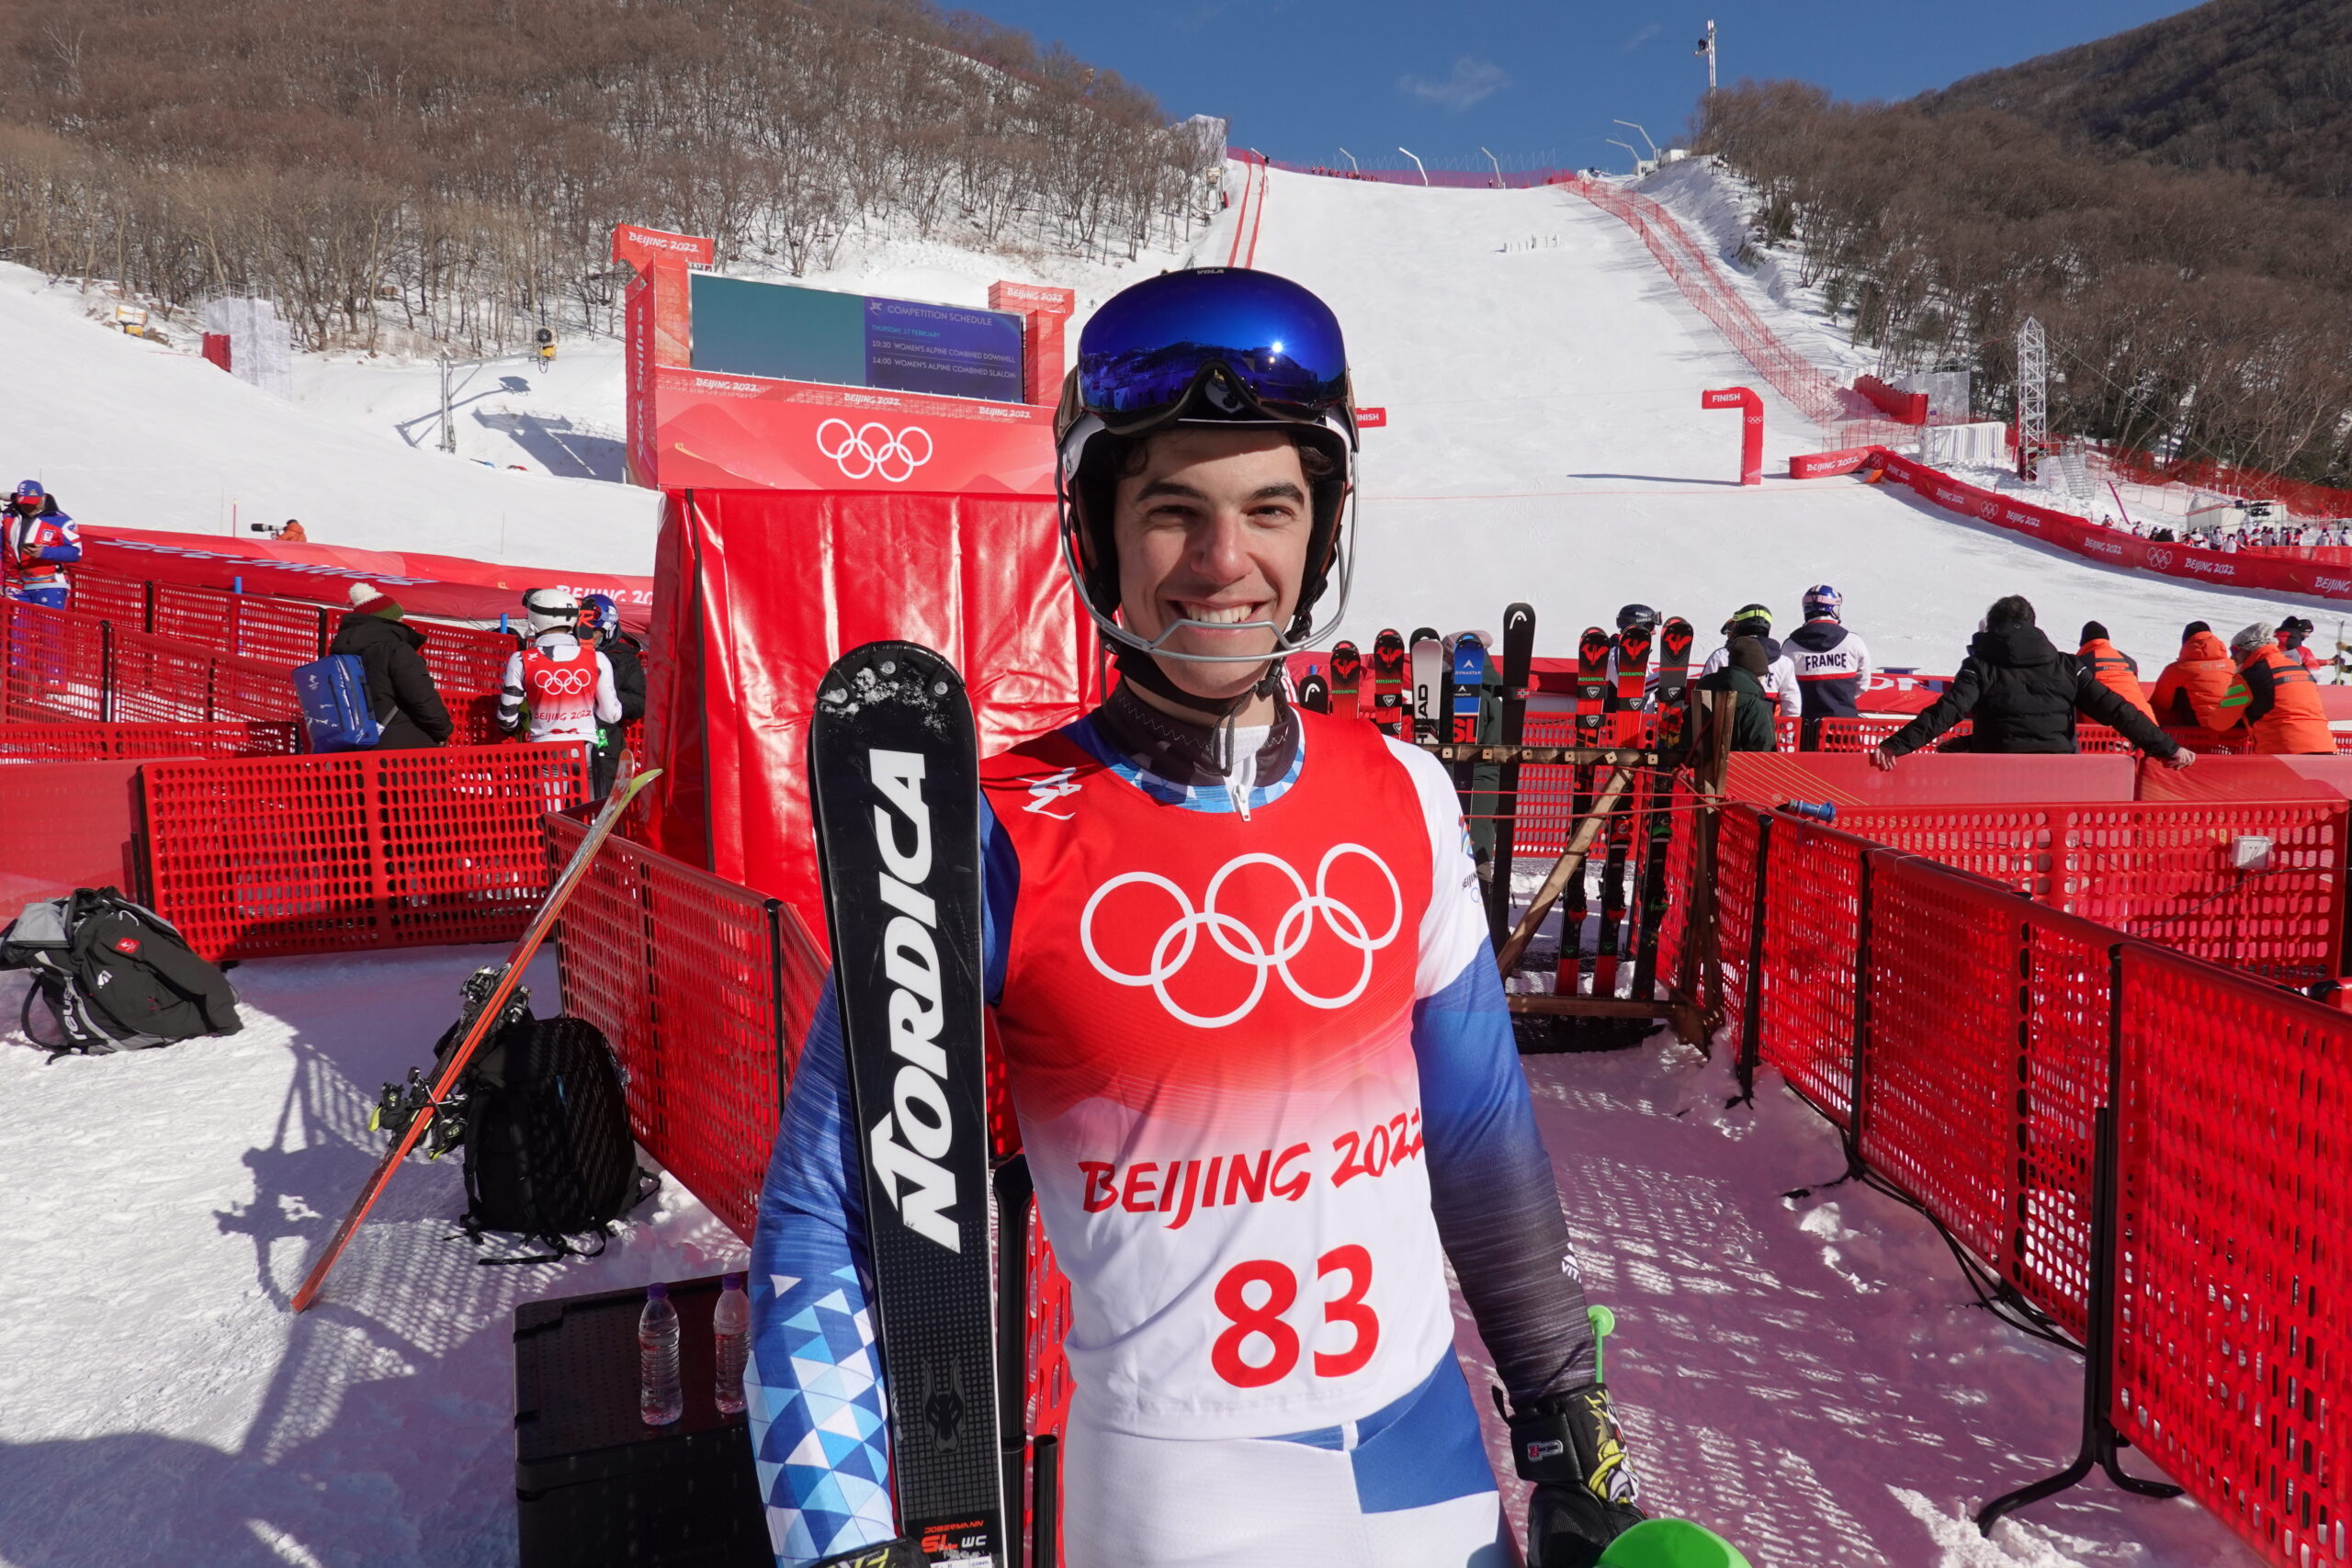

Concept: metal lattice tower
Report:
left=2017, top=316, right=2049, bottom=480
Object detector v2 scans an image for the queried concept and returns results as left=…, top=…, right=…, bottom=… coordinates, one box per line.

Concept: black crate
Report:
left=514, top=1273, right=771, bottom=1568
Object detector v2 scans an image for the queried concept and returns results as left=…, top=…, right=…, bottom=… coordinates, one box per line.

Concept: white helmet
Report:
left=523, top=587, right=580, bottom=635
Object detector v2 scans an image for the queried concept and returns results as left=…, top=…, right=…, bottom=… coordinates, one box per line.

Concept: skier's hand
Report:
left=1528, top=1483, right=1645, bottom=1568
left=1870, top=744, right=1898, bottom=773
left=2163, top=746, right=2196, bottom=771
left=1511, top=1383, right=1645, bottom=1568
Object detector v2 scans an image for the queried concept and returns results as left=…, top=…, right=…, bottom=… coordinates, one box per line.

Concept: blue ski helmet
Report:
left=1802, top=584, right=1842, bottom=621
left=579, top=592, right=619, bottom=637
left=1055, top=266, right=1359, bottom=664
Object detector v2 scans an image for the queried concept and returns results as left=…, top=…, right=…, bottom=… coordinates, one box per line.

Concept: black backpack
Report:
left=1, top=887, right=243, bottom=1057
left=457, top=1014, right=657, bottom=1263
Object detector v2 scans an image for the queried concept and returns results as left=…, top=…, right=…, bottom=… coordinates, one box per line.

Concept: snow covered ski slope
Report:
left=1246, top=168, right=2312, bottom=672
left=0, top=263, right=660, bottom=577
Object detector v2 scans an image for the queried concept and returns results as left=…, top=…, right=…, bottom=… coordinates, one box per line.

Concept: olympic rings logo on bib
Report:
left=531, top=665, right=594, bottom=696
left=815, top=419, right=933, bottom=483
left=1078, top=846, right=1401, bottom=1028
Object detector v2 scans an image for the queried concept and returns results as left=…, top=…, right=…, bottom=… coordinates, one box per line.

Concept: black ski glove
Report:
left=1511, top=1382, right=1646, bottom=1568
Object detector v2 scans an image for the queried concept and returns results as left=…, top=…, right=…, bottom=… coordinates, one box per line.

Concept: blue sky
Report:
left=967, top=1, right=2201, bottom=175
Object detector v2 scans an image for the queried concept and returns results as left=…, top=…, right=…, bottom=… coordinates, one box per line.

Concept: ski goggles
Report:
left=1071, top=268, right=1352, bottom=434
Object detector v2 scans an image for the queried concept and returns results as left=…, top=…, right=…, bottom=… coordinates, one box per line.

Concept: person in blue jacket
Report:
left=2, top=481, right=80, bottom=607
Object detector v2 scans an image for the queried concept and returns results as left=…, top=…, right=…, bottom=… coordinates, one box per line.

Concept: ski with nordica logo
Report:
left=808, top=642, right=1004, bottom=1568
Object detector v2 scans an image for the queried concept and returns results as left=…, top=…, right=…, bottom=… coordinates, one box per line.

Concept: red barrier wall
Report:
left=645, top=488, right=1099, bottom=939
left=1853, top=374, right=1928, bottom=424
left=78, top=526, right=655, bottom=633
left=142, top=744, right=587, bottom=960
left=1874, top=451, right=2352, bottom=604
left=0, top=759, right=146, bottom=907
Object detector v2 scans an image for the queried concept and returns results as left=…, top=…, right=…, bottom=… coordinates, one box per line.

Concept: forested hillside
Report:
left=0, top=0, right=1214, bottom=353
left=1924, top=0, right=2352, bottom=203
left=1697, top=76, right=2352, bottom=484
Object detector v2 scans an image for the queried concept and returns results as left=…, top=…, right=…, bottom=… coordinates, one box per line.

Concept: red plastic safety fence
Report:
left=1711, top=805, right=1762, bottom=1047
left=0, top=720, right=302, bottom=761
left=1, top=597, right=302, bottom=726
left=1838, top=800, right=2347, bottom=983
left=141, top=743, right=587, bottom=960
left=2112, top=943, right=2352, bottom=1565
left=1753, top=810, right=1868, bottom=1126
left=73, top=566, right=517, bottom=694
left=546, top=811, right=827, bottom=1242
left=1858, top=853, right=2110, bottom=1342
left=0, top=598, right=108, bottom=721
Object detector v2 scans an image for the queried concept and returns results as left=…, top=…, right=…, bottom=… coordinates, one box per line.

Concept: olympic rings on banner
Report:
left=815, top=419, right=935, bottom=483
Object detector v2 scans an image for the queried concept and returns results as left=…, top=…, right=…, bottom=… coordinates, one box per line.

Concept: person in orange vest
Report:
left=2276, top=615, right=2324, bottom=672
left=2218, top=621, right=2335, bottom=754
left=2075, top=621, right=2154, bottom=722
left=2149, top=621, right=2233, bottom=730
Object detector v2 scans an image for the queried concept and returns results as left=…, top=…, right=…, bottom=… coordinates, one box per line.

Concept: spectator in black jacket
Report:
left=330, top=584, right=453, bottom=750
left=579, top=592, right=645, bottom=800
left=1872, top=595, right=2192, bottom=771
left=1693, top=636, right=1778, bottom=751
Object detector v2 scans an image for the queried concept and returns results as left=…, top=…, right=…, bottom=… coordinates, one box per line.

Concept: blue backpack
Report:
left=293, top=654, right=386, bottom=751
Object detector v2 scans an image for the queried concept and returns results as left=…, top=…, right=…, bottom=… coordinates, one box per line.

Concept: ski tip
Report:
left=813, top=642, right=967, bottom=721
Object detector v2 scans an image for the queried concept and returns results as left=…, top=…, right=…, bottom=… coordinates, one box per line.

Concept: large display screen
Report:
left=689, top=275, right=1024, bottom=403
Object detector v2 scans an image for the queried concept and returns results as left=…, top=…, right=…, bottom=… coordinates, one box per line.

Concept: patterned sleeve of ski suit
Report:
left=1382, top=737, right=1599, bottom=1409
left=744, top=803, right=1021, bottom=1568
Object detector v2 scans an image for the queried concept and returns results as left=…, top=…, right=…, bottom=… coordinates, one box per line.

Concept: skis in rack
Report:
left=1482, top=605, right=1535, bottom=947
left=1592, top=624, right=1652, bottom=998
left=1297, top=662, right=1330, bottom=714
left=1409, top=631, right=1443, bottom=743
left=1632, top=616, right=1695, bottom=999
left=1329, top=640, right=1363, bottom=720
left=1563, top=627, right=1611, bottom=992
left=1370, top=628, right=1408, bottom=738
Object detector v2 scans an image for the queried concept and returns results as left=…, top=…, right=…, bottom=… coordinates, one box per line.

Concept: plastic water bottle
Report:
left=639, top=1281, right=684, bottom=1426
left=712, top=1272, right=750, bottom=1416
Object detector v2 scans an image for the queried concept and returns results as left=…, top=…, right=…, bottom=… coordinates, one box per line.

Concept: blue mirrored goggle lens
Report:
left=1077, top=269, right=1348, bottom=417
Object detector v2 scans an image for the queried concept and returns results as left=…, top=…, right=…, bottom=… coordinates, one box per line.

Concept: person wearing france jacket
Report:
left=746, top=269, right=1640, bottom=1568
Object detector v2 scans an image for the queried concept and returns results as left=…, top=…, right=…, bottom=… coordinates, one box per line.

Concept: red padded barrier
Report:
left=1726, top=750, right=2139, bottom=807
left=546, top=812, right=826, bottom=1242
left=0, top=759, right=145, bottom=906
left=1772, top=716, right=2221, bottom=756
left=141, top=744, right=587, bottom=960
left=1858, top=854, right=2111, bottom=1341
left=2113, top=943, right=2352, bottom=1564
left=0, top=720, right=301, bottom=761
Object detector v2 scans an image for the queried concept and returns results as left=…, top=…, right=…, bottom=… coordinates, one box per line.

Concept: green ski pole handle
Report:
left=1582, top=1303, right=1755, bottom=1568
